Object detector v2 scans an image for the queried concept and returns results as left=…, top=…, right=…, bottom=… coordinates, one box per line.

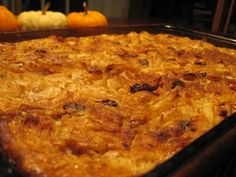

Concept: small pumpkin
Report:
left=67, top=2, right=108, bottom=29
left=17, top=3, right=67, bottom=31
left=0, top=6, right=18, bottom=32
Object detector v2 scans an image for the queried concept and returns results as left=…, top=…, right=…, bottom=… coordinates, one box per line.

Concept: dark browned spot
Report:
left=194, top=60, right=207, bottom=66
left=28, top=65, right=57, bottom=75
left=19, top=104, right=43, bottom=112
left=0, top=71, right=6, bottom=78
left=35, top=49, right=47, bottom=53
left=63, top=102, right=85, bottom=114
left=122, top=143, right=130, bottom=149
left=194, top=53, right=202, bottom=59
left=64, top=139, right=108, bottom=156
left=97, top=99, right=118, bottom=107
left=0, top=111, right=21, bottom=121
left=130, top=83, right=158, bottom=93
left=167, top=46, right=176, bottom=51
left=39, top=68, right=55, bottom=75
left=116, top=50, right=127, bottom=57
left=167, top=58, right=176, bottom=62
left=207, top=75, right=222, bottom=82
left=177, top=120, right=191, bottom=130
left=177, top=50, right=185, bottom=57
left=219, top=110, right=228, bottom=118
left=154, top=131, right=169, bottom=142
left=112, top=41, right=121, bottom=45
left=197, top=72, right=207, bottom=78
left=152, top=127, right=184, bottom=142
left=147, top=143, right=154, bottom=148
left=105, top=64, right=115, bottom=73
left=190, top=127, right=197, bottom=132
left=116, top=50, right=138, bottom=58
left=228, top=80, right=236, bottom=91
left=138, top=59, right=149, bottom=66
left=55, top=36, right=66, bottom=42
left=63, top=140, right=86, bottom=156
left=171, top=79, right=185, bottom=89
left=129, top=119, right=147, bottom=128
left=183, top=73, right=197, bottom=81
left=51, top=113, right=64, bottom=120
left=24, top=115, right=40, bottom=126
left=230, top=85, right=236, bottom=91
left=126, top=53, right=137, bottom=58
left=88, top=66, right=102, bottom=74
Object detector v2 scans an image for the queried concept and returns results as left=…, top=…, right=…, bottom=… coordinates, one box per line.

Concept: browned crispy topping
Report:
left=0, top=32, right=235, bottom=177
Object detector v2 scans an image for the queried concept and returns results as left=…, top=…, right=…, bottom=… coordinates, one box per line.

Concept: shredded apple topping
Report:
left=0, top=32, right=235, bottom=177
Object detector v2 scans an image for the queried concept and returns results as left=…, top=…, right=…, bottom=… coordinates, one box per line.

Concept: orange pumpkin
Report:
left=67, top=2, right=108, bottom=29
left=0, top=6, right=18, bottom=32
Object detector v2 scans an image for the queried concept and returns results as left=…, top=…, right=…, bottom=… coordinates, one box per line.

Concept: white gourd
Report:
left=17, top=11, right=67, bottom=31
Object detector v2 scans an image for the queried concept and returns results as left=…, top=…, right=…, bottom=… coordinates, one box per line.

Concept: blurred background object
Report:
left=0, top=0, right=235, bottom=39
left=89, top=0, right=130, bottom=18
left=0, top=0, right=86, bottom=14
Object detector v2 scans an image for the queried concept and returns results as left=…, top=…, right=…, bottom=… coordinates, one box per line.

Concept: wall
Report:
left=89, top=0, right=130, bottom=18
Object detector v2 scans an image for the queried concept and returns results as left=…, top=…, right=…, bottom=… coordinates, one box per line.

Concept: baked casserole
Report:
left=0, top=31, right=236, bottom=177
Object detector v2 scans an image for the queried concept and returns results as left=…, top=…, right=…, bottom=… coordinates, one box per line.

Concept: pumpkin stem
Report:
left=42, top=2, right=51, bottom=15
left=83, top=2, right=88, bottom=15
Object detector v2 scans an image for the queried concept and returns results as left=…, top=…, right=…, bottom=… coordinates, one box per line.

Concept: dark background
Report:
left=22, top=0, right=86, bottom=12
left=21, top=0, right=236, bottom=35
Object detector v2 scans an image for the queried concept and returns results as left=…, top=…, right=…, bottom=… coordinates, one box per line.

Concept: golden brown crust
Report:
left=0, top=32, right=236, bottom=177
